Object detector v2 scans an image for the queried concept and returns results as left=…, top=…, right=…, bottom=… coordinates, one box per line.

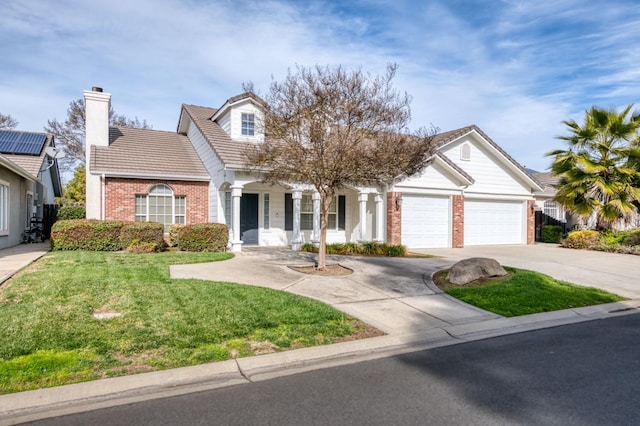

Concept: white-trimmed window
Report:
left=135, top=184, right=186, bottom=231
left=241, top=113, right=255, bottom=136
left=263, top=193, right=270, bottom=230
left=543, top=200, right=559, bottom=220
left=224, top=191, right=232, bottom=226
left=0, top=180, right=9, bottom=235
left=301, top=194, right=313, bottom=230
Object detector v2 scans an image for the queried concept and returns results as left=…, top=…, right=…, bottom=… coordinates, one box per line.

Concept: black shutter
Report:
left=285, top=193, right=293, bottom=231
left=338, top=195, right=346, bottom=230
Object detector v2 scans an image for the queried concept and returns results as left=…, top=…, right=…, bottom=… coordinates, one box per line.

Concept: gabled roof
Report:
left=181, top=104, right=252, bottom=169
left=433, top=124, right=543, bottom=191
left=2, top=132, right=62, bottom=196
left=91, top=127, right=209, bottom=180
left=433, top=152, right=475, bottom=185
left=0, top=154, right=38, bottom=182
left=210, top=92, right=268, bottom=122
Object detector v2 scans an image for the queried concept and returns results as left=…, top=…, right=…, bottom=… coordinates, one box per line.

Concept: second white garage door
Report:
left=401, top=195, right=450, bottom=248
left=464, top=200, right=524, bottom=245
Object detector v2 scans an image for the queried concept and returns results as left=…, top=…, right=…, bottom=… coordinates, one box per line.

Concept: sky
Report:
left=1, top=0, right=640, bottom=173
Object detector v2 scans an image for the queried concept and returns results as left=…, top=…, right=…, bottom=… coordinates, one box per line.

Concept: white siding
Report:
left=187, top=122, right=221, bottom=222
left=401, top=161, right=462, bottom=191
left=228, top=101, right=264, bottom=142
left=442, top=136, right=531, bottom=196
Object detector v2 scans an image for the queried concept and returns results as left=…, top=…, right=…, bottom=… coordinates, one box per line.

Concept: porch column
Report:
left=292, top=189, right=303, bottom=251
left=358, top=192, right=368, bottom=242
left=311, top=191, right=320, bottom=245
left=231, top=185, right=243, bottom=252
left=375, top=193, right=384, bottom=242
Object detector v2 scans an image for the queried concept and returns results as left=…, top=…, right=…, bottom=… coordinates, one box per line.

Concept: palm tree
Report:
left=547, top=105, right=640, bottom=229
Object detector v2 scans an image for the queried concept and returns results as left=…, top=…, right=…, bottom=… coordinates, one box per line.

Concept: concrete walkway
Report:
left=0, top=242, right=50, bottom=285
left=2, top=245, right=640, bottom=424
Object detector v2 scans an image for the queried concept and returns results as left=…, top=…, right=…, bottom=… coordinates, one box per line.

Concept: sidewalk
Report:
left=0, top=242, right=50, bottom=285
left=1, top=247, right=639, bottom=424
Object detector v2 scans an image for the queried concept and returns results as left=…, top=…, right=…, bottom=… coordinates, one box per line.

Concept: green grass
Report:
left=0, top=251, right=367, bottom=394
left=442, top=267, right=625, bottom=317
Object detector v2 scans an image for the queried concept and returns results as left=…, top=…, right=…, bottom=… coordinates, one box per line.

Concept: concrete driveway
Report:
left=417, top=244, right=640, bottom=299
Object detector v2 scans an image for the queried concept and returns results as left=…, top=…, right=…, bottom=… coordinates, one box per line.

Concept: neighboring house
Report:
left=84, top=87, right=542, bottom=251
left=0, top=130, right=63, bottom=248
left=533, top=171, right=639, bottom=232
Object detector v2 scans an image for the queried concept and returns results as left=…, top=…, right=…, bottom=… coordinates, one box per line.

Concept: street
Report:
left=25, top=313, right=640, bottom=425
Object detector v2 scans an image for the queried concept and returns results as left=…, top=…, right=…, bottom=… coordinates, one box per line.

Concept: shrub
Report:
left=561, top=230, right=601, bottom=249
left=301, top=242, right=407, bottom=257
left=178, top=223, right=228, bottom=252
left=51, top=220, right=128, bottom=251
left=623, top=230, right=640, bottom=247
left=127, top=240, right=160, bottom=253
left=57, top=206, right=86, bottom=220
left=120, top=222, right=165, bottom=250
left=168, top=224, right=185, bottom=247
left=601, top=230, right=630, bottom=246
left=541, top=225, right=563, bottom=243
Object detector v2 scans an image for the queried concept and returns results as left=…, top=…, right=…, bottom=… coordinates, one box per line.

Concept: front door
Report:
left=240, top=193, right=259, bottom=244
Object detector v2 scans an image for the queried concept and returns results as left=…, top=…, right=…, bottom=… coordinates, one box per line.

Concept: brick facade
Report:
left=527, top=199, right=535, bottom=244
left=104, top=178, right=209, bottom=224
left=452, top=195, right=464, bottom=248
left=386, top=192, right=402, bottom=245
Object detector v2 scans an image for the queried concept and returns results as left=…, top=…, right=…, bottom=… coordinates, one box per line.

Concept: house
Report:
left=84, top=87, right=542, bottom=251
left=0, top=130, right=63, bottom=248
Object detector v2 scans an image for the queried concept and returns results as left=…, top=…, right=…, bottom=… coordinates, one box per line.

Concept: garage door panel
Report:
left=401, top=195, right=450, bottom=248
left=464, top=200, right=523, bottom=245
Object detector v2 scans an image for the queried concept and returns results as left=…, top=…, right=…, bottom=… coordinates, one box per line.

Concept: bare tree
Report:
left=0, top=113, right=18, bottom=130
left=246, top=64, right=437, bottom=269
left=45, top=98, right=151, bottom=172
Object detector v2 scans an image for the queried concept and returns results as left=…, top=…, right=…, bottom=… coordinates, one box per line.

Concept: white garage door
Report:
left=464, top=200, right=524, bottom=245
left=401, top=195, right=450, bottom=248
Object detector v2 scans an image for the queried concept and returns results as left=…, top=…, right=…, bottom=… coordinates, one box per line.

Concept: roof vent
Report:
left=91, top=87, right=103, bottom=93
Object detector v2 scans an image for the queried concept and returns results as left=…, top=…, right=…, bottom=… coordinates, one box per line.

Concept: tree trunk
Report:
left=317, top=191, right=334, bottom=270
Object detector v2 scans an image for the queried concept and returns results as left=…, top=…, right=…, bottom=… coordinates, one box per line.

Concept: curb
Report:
left=1, top=300, right=638, bottom=425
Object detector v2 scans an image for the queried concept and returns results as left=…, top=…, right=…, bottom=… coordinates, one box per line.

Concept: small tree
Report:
left=246, top=64, right=436, bottom=269
left=0, top=113, right=18, bottom=130
left=63, top=166, right=86, bottom=203
left=45, top=98, right=151, bottom=172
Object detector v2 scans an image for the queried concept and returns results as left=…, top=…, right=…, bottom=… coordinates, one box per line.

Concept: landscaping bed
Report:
left=0, top=251, right=380, bottom=394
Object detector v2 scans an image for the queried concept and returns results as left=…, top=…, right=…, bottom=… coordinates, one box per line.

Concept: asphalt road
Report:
left=25, top=313, right=640, bottom=426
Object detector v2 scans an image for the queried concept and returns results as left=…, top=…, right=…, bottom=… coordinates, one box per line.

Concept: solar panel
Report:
left=0, top=130, right=47, bottom=156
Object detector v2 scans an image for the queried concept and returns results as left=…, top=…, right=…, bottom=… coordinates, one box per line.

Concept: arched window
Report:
left=543, top=200, right=558, bottom=220
left=460, top=143, right=471, bottom=161
left=135, top=184, right=185, bottom=231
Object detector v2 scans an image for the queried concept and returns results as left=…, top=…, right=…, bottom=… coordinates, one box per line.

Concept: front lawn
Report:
left=0, top=251, right=375, bottom=394
left=435, top=267, right=625, bottom=317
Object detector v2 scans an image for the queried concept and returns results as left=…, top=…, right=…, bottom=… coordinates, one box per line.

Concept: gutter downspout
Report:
left=101, top=173, right=106, bottom=220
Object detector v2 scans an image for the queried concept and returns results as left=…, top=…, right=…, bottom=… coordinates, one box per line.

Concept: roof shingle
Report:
left=91, top=127, right=209, bottom=179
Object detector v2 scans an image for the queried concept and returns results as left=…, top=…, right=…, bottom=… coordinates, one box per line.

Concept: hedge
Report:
left=168, top=224, right=185, bottom=248
left=178, top=223, right=228, bottom=252
left=51, top=219, right=128, bottom=251
left=57, top=205, right=86, bottom=220
left=541, top=225, right=563, bottom=243
left=120, top=222, right=166, bottom=250
left=301, top=241, right=407, bottom=257
left=561, top=230, right=601, bottom=249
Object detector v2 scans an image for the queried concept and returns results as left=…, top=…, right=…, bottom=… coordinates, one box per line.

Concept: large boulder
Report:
left=448, top=257, right=508, bottom=285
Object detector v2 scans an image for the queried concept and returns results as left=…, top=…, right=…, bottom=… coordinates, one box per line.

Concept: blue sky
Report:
left=1, top=0, right=639, bottom=172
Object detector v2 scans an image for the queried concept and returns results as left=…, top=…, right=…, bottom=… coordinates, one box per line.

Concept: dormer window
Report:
left=241, top=113, right=255, bottom=136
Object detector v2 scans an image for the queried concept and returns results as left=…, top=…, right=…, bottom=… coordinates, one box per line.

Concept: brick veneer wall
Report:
left=527, top=199, right=535, bottom=244
left=386, top=192, right=402, bottom=245
left=104, top=178, right=209, bottom=224
left=452, top=195, right=464, bottom=248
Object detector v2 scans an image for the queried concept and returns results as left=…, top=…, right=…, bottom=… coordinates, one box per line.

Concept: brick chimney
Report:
left=84, top=87, right=111, bottom=219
